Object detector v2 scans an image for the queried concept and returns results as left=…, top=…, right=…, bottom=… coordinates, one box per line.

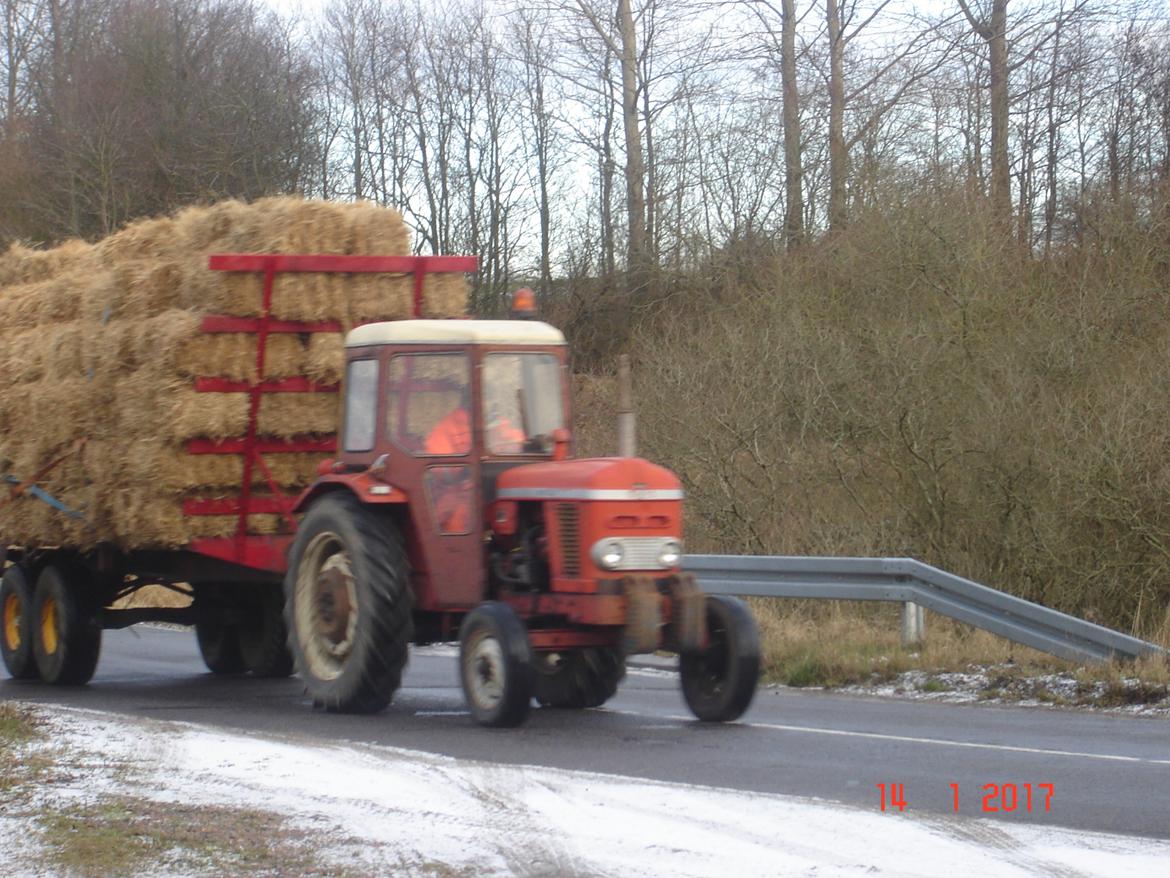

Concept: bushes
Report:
left=611, top=195, right=1170, bottom=638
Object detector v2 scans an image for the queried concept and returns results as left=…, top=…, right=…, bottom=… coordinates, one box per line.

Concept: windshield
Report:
left=482, top=353, right=565, bottom=455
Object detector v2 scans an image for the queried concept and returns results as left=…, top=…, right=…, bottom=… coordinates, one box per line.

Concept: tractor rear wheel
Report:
left=285, top=492, right=412, bottom=713
left=237, top=585, right=294, bottom=678
left=534, top=648, right=625, bottom=709
left=680, top=595, right=759, bottom=722
left=459, top=602, right=534, bottom=727
left=32, top=563, right=102, bottom=686
left=1, top=565, right=39, bottom=679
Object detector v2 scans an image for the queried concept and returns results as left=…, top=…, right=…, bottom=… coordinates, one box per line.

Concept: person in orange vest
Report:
left=425, top=404, right=472, bottom=455
left=425, top=393, right=528, bottom=456
left=486, top=411, right=528, bottom=454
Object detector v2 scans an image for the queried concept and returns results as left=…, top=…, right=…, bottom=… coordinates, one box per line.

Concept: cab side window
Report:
left=343, top=359, right=379, bottom=453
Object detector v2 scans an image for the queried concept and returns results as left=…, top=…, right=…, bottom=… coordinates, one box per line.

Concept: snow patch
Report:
left=3, top=704, right=1164, bottom=877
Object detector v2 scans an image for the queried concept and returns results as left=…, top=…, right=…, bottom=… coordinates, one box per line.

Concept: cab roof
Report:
left=345, top=319, right=566, bottom=348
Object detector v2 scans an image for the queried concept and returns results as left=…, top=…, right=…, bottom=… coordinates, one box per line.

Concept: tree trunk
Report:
left=827, top=0, right=846, bottom=232
left=617, top=0, right=647, bottom=280
left=988, top=0, right=1011, bottom=227
left=781, top=0, right=804, bottom=247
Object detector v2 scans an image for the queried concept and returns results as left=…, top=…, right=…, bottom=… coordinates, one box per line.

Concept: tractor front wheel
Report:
left=680, top=595, right=760, bottom=722
left=285, top=492, right=412, bottom=713
left=1, top=565, right=38, bottom=679
left=32, top=563, right=102, bottom=686
left=459, top=602, right=534, bottom=727
left=535, top=648, right=625, bottom=709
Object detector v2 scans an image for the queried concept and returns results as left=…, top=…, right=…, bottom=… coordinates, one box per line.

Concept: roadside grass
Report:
left=753, top=600, right=1170, bottom=707
left=0, top=701, right=51, bottom=797
left=38, top=795, right=363, bottom=878
left=1, top=703, right=368, bottom=877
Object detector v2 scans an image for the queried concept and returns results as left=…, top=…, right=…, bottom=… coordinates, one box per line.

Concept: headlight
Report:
left=593, top=539, right=625, bottom=570
left=657, top=540, right=683, bottom=567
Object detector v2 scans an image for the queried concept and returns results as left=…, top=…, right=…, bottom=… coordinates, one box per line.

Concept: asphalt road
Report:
left=3, top=626, right=1168, bottom=840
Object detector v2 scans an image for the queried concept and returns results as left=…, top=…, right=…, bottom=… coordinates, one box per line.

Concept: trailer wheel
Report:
left=285, top=492, right=412, bottom=713
left=237, top=585, right=294, bottom=678
left=32, top=563, right=102, bottom=686
left=535, top=648, right=625, bottom=709
left=1, top=565, right=39, bottom=679
left=459, top=602, right=535, bottom=727
left=195, top=621, right=246, bottom=675
left=680, top=595, right=760, bottom=722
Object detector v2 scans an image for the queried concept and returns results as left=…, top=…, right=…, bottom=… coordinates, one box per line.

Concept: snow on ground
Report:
left=7, top=704, right=1170, bottom=878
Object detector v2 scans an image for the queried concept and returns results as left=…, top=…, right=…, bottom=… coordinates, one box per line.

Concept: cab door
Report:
left=381, top=349, right=484, bottom=608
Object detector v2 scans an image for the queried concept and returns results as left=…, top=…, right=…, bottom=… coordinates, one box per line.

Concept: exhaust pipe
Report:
left=617, top=354, right=636, bottom=457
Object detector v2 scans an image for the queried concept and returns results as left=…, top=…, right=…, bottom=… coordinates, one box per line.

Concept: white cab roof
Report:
left=346, top=319, right=565, bottom=348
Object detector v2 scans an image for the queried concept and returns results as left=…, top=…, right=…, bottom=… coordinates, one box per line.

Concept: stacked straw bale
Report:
left=0, top=198, right=468, bottom=548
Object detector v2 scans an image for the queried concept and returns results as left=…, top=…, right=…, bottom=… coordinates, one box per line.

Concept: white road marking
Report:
left=609, top=710, right=1170, bottom=766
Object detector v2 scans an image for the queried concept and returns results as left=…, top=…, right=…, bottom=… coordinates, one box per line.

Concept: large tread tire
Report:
left=1, top=565, right=39, bottom=679
left=535, top=648, right=625, bottom=709
left=458, top=602, right=535, bottom=727
left=32, top=563, right=102, bottom=686
left=285, top=492, right=413, bottom=714
left=195, top=621, right=246, bottom=675
left=193, top=583, right=246, bottom=675
left=237, top=585, right=295, bottom=678
left=680, top=595, right=760, bottom=722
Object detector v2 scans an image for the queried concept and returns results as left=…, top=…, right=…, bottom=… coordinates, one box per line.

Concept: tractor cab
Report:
left=289, top=316, right=760, bottom=728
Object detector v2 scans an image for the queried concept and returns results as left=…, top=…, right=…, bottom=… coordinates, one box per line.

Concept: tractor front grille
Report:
left=555, top=503, right=581, bottom=577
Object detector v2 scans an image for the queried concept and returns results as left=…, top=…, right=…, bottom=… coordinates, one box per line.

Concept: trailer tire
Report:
left=1, top=565, right=39, bottom=679
left=285, top=492, right=412, bottom=714
left=535, top=648, right=625, bottom=709
left=238, top=585, right=294, bottom=678
left=459, top=602, right=535, bottom=727
left=680, top=595, right=759, bottom=722
left=32, top=563, right=102, bottom=686
left=195, top=621, right=246, bottom=675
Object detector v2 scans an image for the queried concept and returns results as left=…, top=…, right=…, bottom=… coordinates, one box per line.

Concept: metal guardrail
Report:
left=683, top=554, right=1166, bottom=664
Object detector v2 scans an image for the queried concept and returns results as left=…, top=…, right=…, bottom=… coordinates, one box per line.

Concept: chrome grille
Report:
left=618, top=537, right=672, bottom=570
left=556, top=503, right=581, bottom=577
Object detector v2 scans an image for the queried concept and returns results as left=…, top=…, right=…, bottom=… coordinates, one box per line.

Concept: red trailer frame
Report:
left=183, top=253, right=478, bottom=576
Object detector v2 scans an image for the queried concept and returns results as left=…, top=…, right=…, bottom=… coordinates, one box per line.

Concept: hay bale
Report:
left=0, top=239, right=94, bottom=287
left=258, top=393, right=340, bottom=437
left=45, top=322, right=85, bottom=380
left=165, top=388, right=251, bottom=441
left=0, top=196, right=472, bottom=551
left=176, top=334, right=306, bottom=381
left=305, top=335, right=344, bottom=384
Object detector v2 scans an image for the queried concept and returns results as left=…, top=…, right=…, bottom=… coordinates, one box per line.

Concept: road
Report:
left=3, top=626, right=1168, bottom=840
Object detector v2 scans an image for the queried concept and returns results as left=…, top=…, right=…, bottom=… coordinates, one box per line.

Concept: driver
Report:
left=425, top=390, right=472, bottom=455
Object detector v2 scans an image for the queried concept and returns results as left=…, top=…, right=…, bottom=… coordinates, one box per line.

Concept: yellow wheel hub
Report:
left=3, top=593, right=21, bottom=652
left=40, top=597, right=59, bottom=656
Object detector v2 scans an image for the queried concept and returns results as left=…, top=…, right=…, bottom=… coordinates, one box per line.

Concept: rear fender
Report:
left=292, top=472, right=409, bottom=514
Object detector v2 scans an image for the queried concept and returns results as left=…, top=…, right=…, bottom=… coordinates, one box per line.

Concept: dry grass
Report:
left=0, top=702, right=48, bottom=798
left=753, top=600, right=1069, bottom=687
left=39, top=795, right=362, bottom=878
left=753, top=599, right=1170, bottom=696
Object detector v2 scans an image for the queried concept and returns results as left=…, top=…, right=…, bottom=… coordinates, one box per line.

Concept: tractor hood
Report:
left=495, top=457, right=683, bottom=502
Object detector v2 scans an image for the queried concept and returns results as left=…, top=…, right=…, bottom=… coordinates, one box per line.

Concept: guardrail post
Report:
left=901, top=601, right=924, bottom=647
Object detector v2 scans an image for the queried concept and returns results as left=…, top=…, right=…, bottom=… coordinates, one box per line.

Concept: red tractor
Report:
left=1, top=255, right=759, bottom=727
left=286, top=312, right=760, bottom=726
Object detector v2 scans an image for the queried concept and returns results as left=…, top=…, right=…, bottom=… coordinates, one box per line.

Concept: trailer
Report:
left=1, top=254, right=760, bottom=726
